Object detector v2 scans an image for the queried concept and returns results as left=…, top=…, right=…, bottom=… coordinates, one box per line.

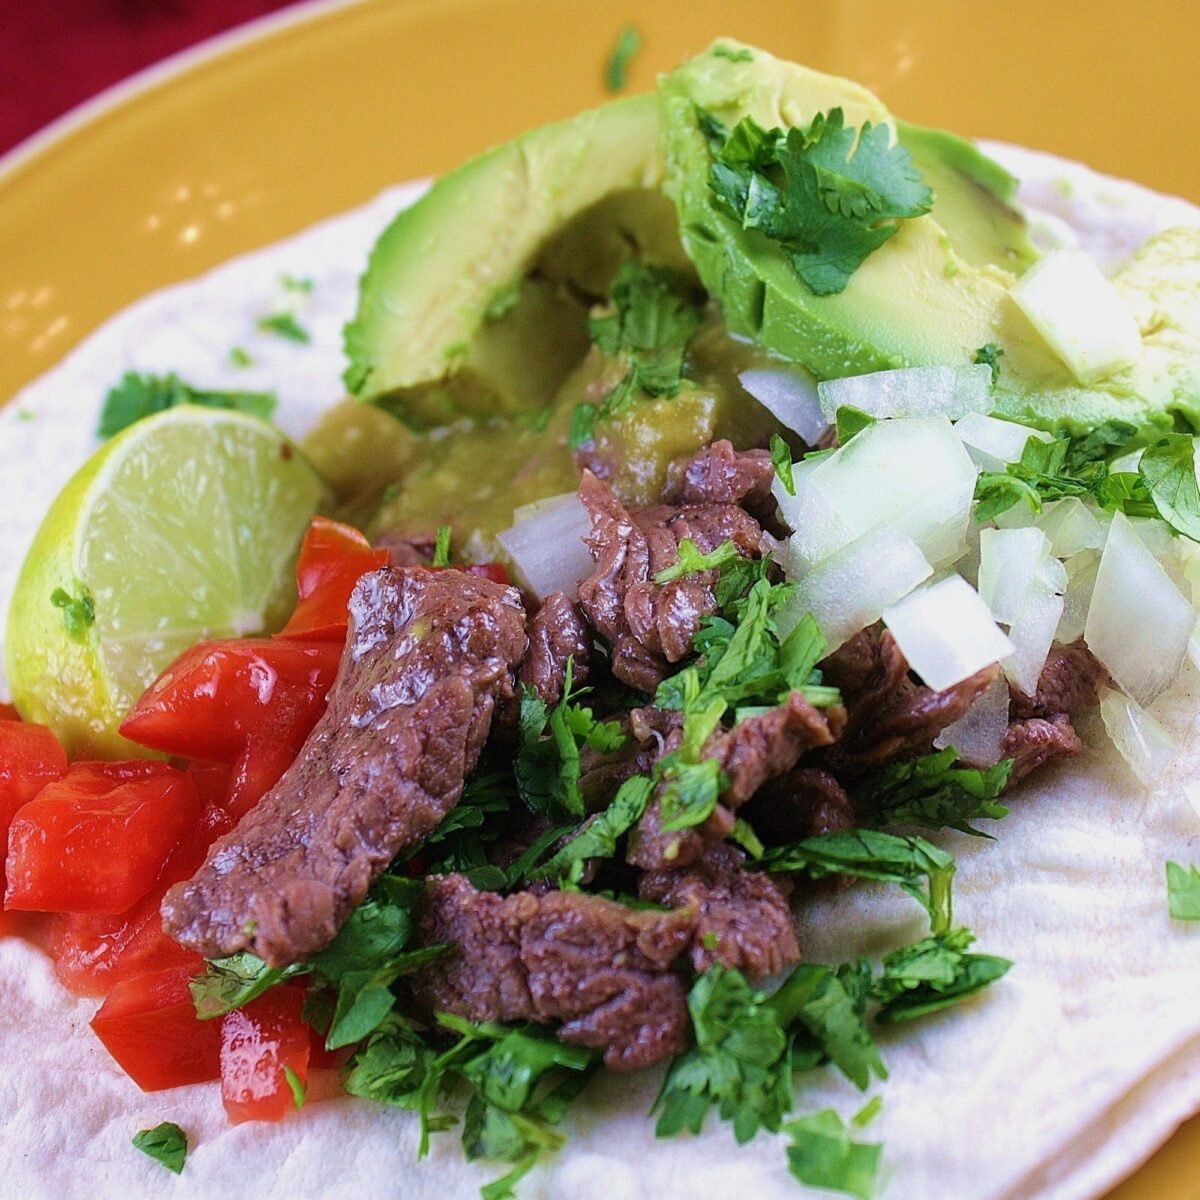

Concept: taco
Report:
left=2, top=39, right=1199, bottom=1200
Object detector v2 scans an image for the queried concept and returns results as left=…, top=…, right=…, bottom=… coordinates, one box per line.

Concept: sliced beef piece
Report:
left=374, top=530, right=436, bottom=567
left=742, top=768, right=857, bottom=846
left=579, top=706, right=682, bottom=812
left=1002, top=714, right=1083, bottom=784
left=518, top=592, right=590, bottom=708
left=162, top=567, right=527, bottom=967
left=1010, top=639, right=1109, bottom=719
left=576, top=470, right=764, bottom=692
left=820, top=626, right=1000, bottom=773
left=639, top=844, right=799, bottom=981
left=665, top=440, right=776, bottom=514
left=628, top=692, right=844, bottom=870
left=413, top=874, right=695, bottom=1070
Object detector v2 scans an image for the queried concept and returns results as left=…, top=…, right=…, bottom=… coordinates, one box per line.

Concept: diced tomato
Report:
left=52, top=803, right=234, bottom=996
left=277, top=516, right=388, bottom=643
left=120, top=638, right=341, bottom=766
left=0, top=704, right=19, bottom=721
left=5, top=761, right=201, bottom=913
left=307, top=1024, right=352, bottom=1073
left=220, top=984, right=310, bottom=1123
left=225, top=736, right=303, bottom=820
left=465, top=562, right=510, bottom=585
left=90, top=964, right=222, bottom=1091
left=185, top=760, right=235, bottom=809
left=0, top=720, right=68, bottom=890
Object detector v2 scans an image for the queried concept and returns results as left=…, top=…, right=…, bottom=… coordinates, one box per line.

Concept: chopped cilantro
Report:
left=432, top=524, right=453, bottom=567
left=973, top=341, right=1004, bottom=384
left=49, top=585, right=95, bottom=641
left=852, top=1095, right=884, bottom=1128
left=835, top=404, right=876, bottom=445
left=284, top=1064, right=307, bottom=1109
left=132, top=1122, right=188, bottom=1175
left=1167, top=860, right=1200, bottom=920
left=704, top=107, right=933, bottom=296
left=654, top=537, right=742, bottom=584
left=586, top=260, right=704, bottom=426
left=229, top=345, right=253, bottom=367
left=711, top=45, right=754, bottom=62
left=730, top=816, right=764, bottom=859
left=531, top=776, right=654, bottom=883
left=567, top=401, right=597, bottom=450
left=98, top=370, right=276, bottom=438
left=770, top=433, right=796, bottom=495
left=257, top=311, right=312, bottom=343
left=603, top=24, right=642, bottom=93
left=189, top=950, right=303, bottom=1020
left=869, top=928, right=1012, bottom=1023
left=760, top=829, right=956, bottom=933
left=1139, top=434, right=1200, bottom=542
left=860, top=746, right=1013, bottom=836
left=785, top=1109, right=882, bottom=1200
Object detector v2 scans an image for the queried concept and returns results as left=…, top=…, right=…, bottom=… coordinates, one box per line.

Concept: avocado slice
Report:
left=343, top=92, right=666, bottom=423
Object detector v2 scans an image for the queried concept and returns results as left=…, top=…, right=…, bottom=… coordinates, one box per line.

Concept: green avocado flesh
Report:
left=332, top=39, right=1200, bottom=555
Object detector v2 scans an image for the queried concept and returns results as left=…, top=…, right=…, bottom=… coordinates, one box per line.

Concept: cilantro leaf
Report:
left=835, top=404, right=876, bottom=445
left=531, top=775, right=654, bottom=882
left=1139, top=434, right=1200, bottom=542
left=98, top=370, right=276, bottom=438
left=132, top=1122, right=188, bottom=1175
left=785, top=1108, right=883, bottom=1200
left=870, top=928, right=1011, bottom=1023
left=860, top=746, right=1013, bottom=836
left=189, top=951, right=303, bottom=1020
left=973, top=342, right=1004, bottom=384
left=567, top=401, right=597, bottom=450
left=284, top=1064, right=307, bottom=1109
left=768, top=965, right=886, bottom=1089
left=1167, top=860, right=1200, bottom=920
left=603, top=24, right=642, bottom=92
left=324, top=945, right=450, bottom=1050
left=49, top=585, right=95, bottom=641
left=432, top=524, right=453, bottom=567
left=654, top=538, right=743, bottom=584
left=257, top=311, right=311, bottom=343
left=760, top=829, right=956, bottom=933
left=587, top=261, right=704, bottom=424
left=770, top=433, right=796, bottom=495
left=653, top=964, right=793, bottom=1145
left=706, top=108, right=932, bottom=296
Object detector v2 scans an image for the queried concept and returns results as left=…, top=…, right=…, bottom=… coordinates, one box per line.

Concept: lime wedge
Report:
left=5, top=406, right=329, bottom=757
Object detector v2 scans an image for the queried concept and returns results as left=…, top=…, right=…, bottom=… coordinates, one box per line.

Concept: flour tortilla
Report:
left=0, top=147, right=1198, bottom=1200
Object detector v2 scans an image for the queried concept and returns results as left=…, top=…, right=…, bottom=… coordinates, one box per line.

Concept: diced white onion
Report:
left=497, top=492, right=594, bottom=601
left=739, top=366, right=829, bottom=445
left=1110, top=448, right=1144, bottom=474
left=1036, top=498, right=1107, bottom=558
left=1011, top=249, right=1142, bottom=384
left=978, top=527, right=1052, bottom=625
left=776, top=525, right=932, bottom=652
left=953, top=412, right=1052, bottom=471
left=772, top=456, right=825, bottom=534
left=1003, top=579, right=1065, bottom=697
left=1084, top=511, right=1194, bottom=707
left=816, top=364, right=994, bottom=423
left=882, top=574, right=1015, bottom=692
left=1184, top=779, right=1200, bottom=821
left=793, top=417, right=978, bottom=572
left=1056, top=551, right=1099, bottom=643
left=934, top=673, right=1011, bottom=766
left=1099, top=688, right=1176, bottom=787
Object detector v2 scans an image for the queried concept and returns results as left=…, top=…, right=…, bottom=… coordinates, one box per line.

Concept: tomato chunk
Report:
left=91, top=964, right=222, bottom=1091
left=0, top=704, right=19, bottom=721
left=120, top=639, right=341, bottom=765
left=277, top=516, right=388, bottom=642
left=5, top=761, right=201, bottom=913
left=52, top=803, right=233, bottom=995
left=220, top=984, right=310, bottom=1123
left=0, top=720, right=68, bottom=890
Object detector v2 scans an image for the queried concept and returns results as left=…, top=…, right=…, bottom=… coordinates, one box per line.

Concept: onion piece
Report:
left=739, top=366, right=828, bottom=445
left=1099, top=687, right=1176, bottom=787
left=934, top=673, right=1011, bottom=767
left=1057, top=551, right=1099, bottom=643
left=793, top=417, right=978, bottom=572
left=1003, top=575, right=1065, bottom=697
left=978, top=527, right=1052, bottom=625
left=1036, top=498, right=1107, bottom=558
left=954, top=412, right=1052, bottom=471
left=816, top=365, right=993, bottom=422
left=1083, top=511, right=1194, bottom=707
left=776, top=525, right=932, bottom=652
left=497, top=492, right=594, bottom=601
left=882, top=574, right=1015, bottom=692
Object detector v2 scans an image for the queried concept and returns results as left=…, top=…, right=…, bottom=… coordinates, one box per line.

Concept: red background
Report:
left=0, top=0, right=300, bottom=154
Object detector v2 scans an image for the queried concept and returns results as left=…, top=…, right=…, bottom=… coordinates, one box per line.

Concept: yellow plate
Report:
left=0, top=1, right=1197, bottom=1194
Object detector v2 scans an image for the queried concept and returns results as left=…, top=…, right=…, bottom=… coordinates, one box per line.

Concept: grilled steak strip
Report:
left=413, top=874, right=695, bottom=1070
left=665, top=439, right=777, bottom=514
left=162, top=567, right=527, bottom=967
